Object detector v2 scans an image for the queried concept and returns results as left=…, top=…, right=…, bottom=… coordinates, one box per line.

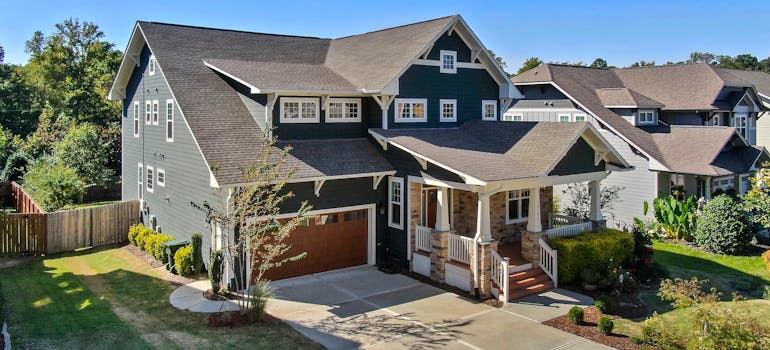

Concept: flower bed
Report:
left=544, top=306, right=654, bottom=350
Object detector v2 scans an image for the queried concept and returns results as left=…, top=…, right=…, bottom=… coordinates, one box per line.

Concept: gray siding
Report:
left=122, top=46, right=225, bottom=260
left=504, top=108, right=591, bottom=123
left=659, top=111, right=704, bottom=125
left=757, top=111, right=770, bottom=148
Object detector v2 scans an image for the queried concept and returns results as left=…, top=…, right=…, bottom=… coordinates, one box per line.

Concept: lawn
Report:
left=0, top=247, right=321, bottom=349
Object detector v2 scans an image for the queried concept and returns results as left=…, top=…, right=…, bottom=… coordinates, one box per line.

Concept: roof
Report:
left=595, top=88, right=663, bottom=108
left=370, top=120, right=628, bottom=183
left=278, top=139, right=394, bottom=180
left=204, top=59, right=358, bottom=93
left=717, top=68, right=770, bottom=100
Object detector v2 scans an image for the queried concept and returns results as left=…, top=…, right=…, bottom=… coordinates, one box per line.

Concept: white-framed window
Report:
left=503, top=113, right=523, bottom=121
left=440, top=50, right=457, bottom=74
left=137, top=163, right=143, bottom=200
left=326, top=98, right=361, bottom=123
left=146, top=166, right=154, bottom=193
left=280, top=97, right=319, bottom=123
left=559, top=114, right=571, bottom=123
left=506, top=189, right=530, bottom=224
left=574, top=115, right=587, bottom=122
left=133, top=102, right=140, bottom=137
left=157, top=168, right=166, bottom=187
left=439, top=99, right=457, bottom=122
left=735, top=113, right=748, bottom=138
left=394, top=98, right=427, bottom=122
left=145, top=101, right=152, bottom=125
left=710, top=114, right=721, bottom=126
left=388, top=177, right=404, bottom=229
left=148, top=55, right=156, bottom=76
left=152, top=100, right=159, bottom=125
left=482, top=100, right=497, bottom=121
left=638, top=110, right=656, bottom=124
left=165, top=99, right=174, bottom=142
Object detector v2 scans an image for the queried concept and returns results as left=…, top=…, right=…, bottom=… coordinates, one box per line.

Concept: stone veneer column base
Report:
left=477, top=240, right=498, bottom=298
left=430, top=229, right=452, bottom=283
left=521, top=230, right=549, bottom=265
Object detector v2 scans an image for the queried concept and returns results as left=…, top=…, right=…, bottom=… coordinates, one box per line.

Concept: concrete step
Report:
left=508, top=281, right=554, bottom=301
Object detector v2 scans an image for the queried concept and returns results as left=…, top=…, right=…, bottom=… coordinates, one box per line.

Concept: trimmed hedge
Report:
left=128, top=223, right=174, bottom=263
left=694, top=195, right=752, bottom=254
left=174, top=245, right=195, bottom=277
left=550, top=229, right=634, bottom=285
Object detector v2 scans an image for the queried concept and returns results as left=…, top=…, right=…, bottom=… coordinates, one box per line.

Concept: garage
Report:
left=261, top=205, right=375, bottom=281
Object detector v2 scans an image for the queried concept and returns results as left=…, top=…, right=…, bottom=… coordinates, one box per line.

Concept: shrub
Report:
left=594, top=300, right=607, bottom=313
left=631, top=336, right=644, bottom=345
left=568, top=306, right=584, bottom=325
left=209, top=249, right=224, bottom=294
left=23, top=158, right=85, bottom=211
left=651, top=195, right=698, bottom=240
left=763, top=285, right=770, bottom=300
left=191, top=232, right=203, bottom=274
left=128, top=224, right=144, bottom=246
left=247, top=280, right=272, bottom=321
left=658, top=277, right=721, bottom=309
left=597, top=316, right=614, bottom=335
left=694, top=195, right=752, bottom=254
left=597, top=295, right=619, bottom=314
left=151, top=234, right=174, bottom=262
left=53, top=123, right=114, bottom=187
left=550, top=229, right=634, bottom=285
left=763, top=250, right=770, bottom=272
left=174, top=245, right=194, bottom=277
left=134, top=225, right=153, bottom=250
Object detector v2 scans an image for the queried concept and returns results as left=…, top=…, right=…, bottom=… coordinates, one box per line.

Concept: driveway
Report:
left=267, top=266, right=612, bottom=350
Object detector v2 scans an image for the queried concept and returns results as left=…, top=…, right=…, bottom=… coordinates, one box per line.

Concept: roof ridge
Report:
left=138, top=20, right=328, bottom=40
left=333, top=15, right=458, bottom=40
left=668, top=125, right=733, bottom=129
left=545, top=63, right=611, bottom=70
left=613, top=62, right=710, bottom=71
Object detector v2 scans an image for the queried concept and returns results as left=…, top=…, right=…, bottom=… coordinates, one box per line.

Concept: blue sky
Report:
left=2, top=0, right=770, bottom=72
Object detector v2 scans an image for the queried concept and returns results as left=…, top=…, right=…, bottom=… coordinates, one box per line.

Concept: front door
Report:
left=422, top=188, right=437, bottom=228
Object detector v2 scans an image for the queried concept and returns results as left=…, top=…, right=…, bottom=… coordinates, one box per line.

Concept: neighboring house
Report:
left=510, top=63, right=770, bottom=228
left=716, top=69, right=770, bottom=149
left=109, top=15, right=632, bottom=301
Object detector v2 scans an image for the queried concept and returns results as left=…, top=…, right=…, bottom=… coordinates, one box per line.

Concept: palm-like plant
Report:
left=649, top=196, right=698, bottom=241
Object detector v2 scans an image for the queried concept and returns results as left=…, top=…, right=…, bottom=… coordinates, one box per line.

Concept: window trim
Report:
left=146, top=165, right=154, bottom=193
left=157, top=168, right=166, bottom=187
left=439, top=99, right=457, bottom=122
left=735, top=113, right=748, bottom=138
left=637, top=109, right=656, bottom=125
left=148, top=55, right=156, bottom=76
left=152, top=100, right=159, bottom=125
left=138, top=163, right=143, bottom=200
left=573, top=114, right=587, bottom=122
left=482, top=100, right=498, bottom=121
left=505, top=189, right=531, bottom=224
left=394, top=98, right=428, bottom=123
left=325, top=98, right=362, bottom=123
left=503, top=113, right=523, bottom=121
left=133, top=102, right=140, bottom=137
left=145, top=101, right=152, bottom=125
left=559, top=114, right=571, bottom=123
left=165, top=99, right=174, bottom=142
left=388, top=177, right=404, bottom=229
left=280, top=97, right=320, bottom=123
left=439, top=50, right=457, bottom=74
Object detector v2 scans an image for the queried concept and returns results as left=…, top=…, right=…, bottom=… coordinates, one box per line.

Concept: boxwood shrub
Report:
left=694, top=195, right=752, bottom=254
left=174, top=245, right=195, bottom=277
left=550, top=229, right=634, bottom=285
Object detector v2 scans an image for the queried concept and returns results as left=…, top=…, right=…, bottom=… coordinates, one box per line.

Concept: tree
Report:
left=742, top=163, right=770, bottom=228
left=561, top=183, right=624, bottom=222
left=629, top=60, right=656, bottom=67
left=688, top=51, right=717, bottom=64
left=0, top=59, right=39, bottom=137
left=487, top=49, right=511, bottom=77
left=590, top=58, right=608, bottom=68
left=717, top=54, right=759, bottom=71
left=517, top=57, right=543, bottom=75
left=0, top=43, right=4, bottom=63
left=0, top=125, right=20, bottom=172
left=23, top=157, right=85, bottom=211
left=53, top=123, right=114, bottom=187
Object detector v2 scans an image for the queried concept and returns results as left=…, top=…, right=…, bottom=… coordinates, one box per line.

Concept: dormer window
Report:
left=638, top=110, right=656, bottom=125
left=149, top=55, right=156, bottom=76
left=280, top=97, right=319, bottom=123
left=440, top=50, right=457, bottom=74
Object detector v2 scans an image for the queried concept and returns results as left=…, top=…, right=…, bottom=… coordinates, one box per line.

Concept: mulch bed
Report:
left=544, top=306, right=656, bottom=350
left=121, top=244, right=200, bottom=287
left=208, top=310, right=280, bottom=328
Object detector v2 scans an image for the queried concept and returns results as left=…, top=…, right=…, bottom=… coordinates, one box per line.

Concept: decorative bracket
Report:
left=421, top=44, right=433, bottom=59
left=412, top=155, right=428, bottom=170
left=321, top=95, right=329, bottom=110
left=371, top=94, right=395, bottom=111
left=500, top=98, right=513, bottom=114
left=595, top=150, right=609, bottom=166
left=470, top=48, right=482, bottom=63
left=314, top=179, right=326, bottom=197
left=373, top=175, right=385, bottom=190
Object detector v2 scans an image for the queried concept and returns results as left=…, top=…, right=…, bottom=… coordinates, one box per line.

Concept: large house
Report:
left=109, top=15, right=632, bottom=301
left=716, top=68, right=770, bottom=149
left=510, top=63, right=770, bottom=228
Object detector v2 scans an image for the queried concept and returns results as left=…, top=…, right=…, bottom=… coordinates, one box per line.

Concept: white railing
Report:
left=545, top=221, right=592, bottom=238
left=549, top=214, right=582, bottom=228
left=538, top=238, right=558, bottom=288
left=448, top=233, right=473, bottom=265
left=490, top=250, right=510, bottom=302
left=415, top=225, right=432, bottom=252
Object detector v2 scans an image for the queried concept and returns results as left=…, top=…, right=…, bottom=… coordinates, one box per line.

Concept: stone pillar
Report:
left=477, top=240, right=498, bottom=298
left=591, top=219, right=607, bottom=231
left=526, top=187, right=542, bottom=233
left=521, top=230, right=548, bottom=264
left=589, top=180, right=603, bottom=222
left=430, top=229, right=450, bottom=283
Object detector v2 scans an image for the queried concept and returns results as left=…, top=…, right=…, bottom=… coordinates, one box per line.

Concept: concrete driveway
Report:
left=267, top=266, right=612, bottom=350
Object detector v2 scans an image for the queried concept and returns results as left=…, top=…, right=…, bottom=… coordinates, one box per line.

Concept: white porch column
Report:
left=476, top=193, right=492, bottom=241
left=526, top=187, right=542, bottom=232
left=436, top=187, right=451, bottom=231
left=705, top=177, right=712, bottom=199
left=589, top=180, right=603, bottom=221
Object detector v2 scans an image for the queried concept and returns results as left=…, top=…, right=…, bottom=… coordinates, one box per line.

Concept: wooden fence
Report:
left=5, top=181, right=46, bottom=214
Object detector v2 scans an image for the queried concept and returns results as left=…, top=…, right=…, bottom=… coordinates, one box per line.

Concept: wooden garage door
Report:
left=261, top=208, right=369, bottom=281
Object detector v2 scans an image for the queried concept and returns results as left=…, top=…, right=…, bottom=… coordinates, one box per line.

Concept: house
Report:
left=510, top=63, right=770, bottom=228
left=715, top=68, right=770, bottom=149
left=108, top=15, right=632, bottom=301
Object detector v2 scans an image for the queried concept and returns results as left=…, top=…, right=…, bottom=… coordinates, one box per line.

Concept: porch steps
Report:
left=507, top=268, right=554, bottom=301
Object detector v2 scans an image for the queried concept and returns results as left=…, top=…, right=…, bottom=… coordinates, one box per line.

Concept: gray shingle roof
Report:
left=278, top=139, right=394, bottom=180
left=595, top=88, right=663, bottom=108
left=717, top=68, right=770, bottom=99
left=204, top=59, right=358, bottom=92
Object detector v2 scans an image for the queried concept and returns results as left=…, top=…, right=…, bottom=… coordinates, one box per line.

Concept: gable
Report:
left=425, top=32, right=472, bottom=62
left=548, top=137, right=605, bottom=176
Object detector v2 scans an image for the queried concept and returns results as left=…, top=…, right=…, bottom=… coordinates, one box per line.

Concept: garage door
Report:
left=261, top=208, right=369, bottom=281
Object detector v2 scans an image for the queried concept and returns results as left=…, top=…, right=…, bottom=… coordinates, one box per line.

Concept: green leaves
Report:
left=652, top=195, right=698, bottom=241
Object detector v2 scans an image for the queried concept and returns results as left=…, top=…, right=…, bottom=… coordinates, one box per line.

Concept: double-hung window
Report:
left=152, top=100, right=159, bottom=125
left=137, top=163, right=143, bottom=200
left=638, top=110, right=655, bottom=124
left=394, top=98, right=427, bottom=122
left=482, top=100, right=497, bottom=121
left=574, top=115, right=587, bottom=122
left=388, top=177, right=404, bottom=229
left=146, top=166, right=154, bottom=193
left=506, top=189, right=530, bottom=223
left=145, top=101, right=152, bottom=125
left=280, top=97, right=319, bottom=123
left=157, top=168, right=166, bottom=187
left=559, top=114, right=571, bottom=123
left=133, top=102, right=140, bottom=137
left=326, top=98, right=361, bottom=122
left=439, top=99, right=457, bottom=122
left=503, top=113, right=522, bottom=121
left=166, top=99, right=174, bottom=142
left=148, top=55, right=156, bottom=76
left=735, top=114, right=748, bottom=138
left=440, top=50, right=457, bottom=74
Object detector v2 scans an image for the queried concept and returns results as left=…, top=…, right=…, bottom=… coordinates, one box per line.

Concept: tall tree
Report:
left=716, top=54, right=759, bottom=71
left=0, top=44, right=4, bottom=63
left=590, top=58, right=609, bottom=68
left=688, top=51, right=717, bottom=64
left=517, top=57, right=543, bottom=75
left=629, top=60, right=656, bottom=67
left=487, top=49, right=511, bottom=77
left=0, top=46, right=39, bottom=136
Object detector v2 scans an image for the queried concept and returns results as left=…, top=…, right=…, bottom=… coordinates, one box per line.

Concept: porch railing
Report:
left=545, top=221, right=592, bottom=238
left=415, top=225, right=432, bottom=253
left=549, top=213, right=582, bottom=228
left=538, top=238, right=558, bottom=288
left=490, top=250, right=510, bottom=301
left=448, top=233, right=473, bottom=265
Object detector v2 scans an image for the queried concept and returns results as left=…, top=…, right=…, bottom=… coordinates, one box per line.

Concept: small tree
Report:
left=561, top=182, right=624, bottom=221
left=53, top=123, right=114, bottom=188
left=742, top=163, right=770, bottom=228
left=195, top=137, right=311, bottom=318
left=23, top=157, right=85, bottom=211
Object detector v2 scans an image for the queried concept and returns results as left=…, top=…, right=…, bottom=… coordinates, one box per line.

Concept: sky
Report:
left=2, top=0, right=770, bottom=72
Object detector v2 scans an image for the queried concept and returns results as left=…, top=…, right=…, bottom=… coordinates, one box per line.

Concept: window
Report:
left=145, top=101, right=151, bottom=125
left=440, top=50, right=457, bottom=74
left=506, top=190, right=530, bottom=223
left=559, top=115, right=571, bottom=123
left=148, top=55, right=156, bottom=76
left=326, top=98, right=361, bottom=122
left=157, top=168, right=166, bottom=187
left=151, top=100, right=159, bottom=125
left=388, top=177, right=404, bottom=229
left=394, top=98, right=427, bottom=122
left=280, top=97, right=319, bottom=123
left=574, top=115, right=587, bottom=122
left=439, top=99, right=457, bottom=122
left=166, top=99, right=174, bottom=142
left=503, top=113, right=523, bottom=121
left=710, top=114, right=722, bottom=126
left=137, top=163, right=143, bottom=200
left=482, top=100, right=497, bottom=121
left=735, top=113, right=748, bottom=138
left=638, top=110, right=655, bottom=124
left=133, top=102, right=140, bottom=137
left=146, top=166, right=154, bottom=193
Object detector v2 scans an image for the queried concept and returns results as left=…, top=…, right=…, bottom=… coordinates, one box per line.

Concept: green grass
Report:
left=0, top=247, right=321, bottom=349
left=60, top=200, right=120, bottom=210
